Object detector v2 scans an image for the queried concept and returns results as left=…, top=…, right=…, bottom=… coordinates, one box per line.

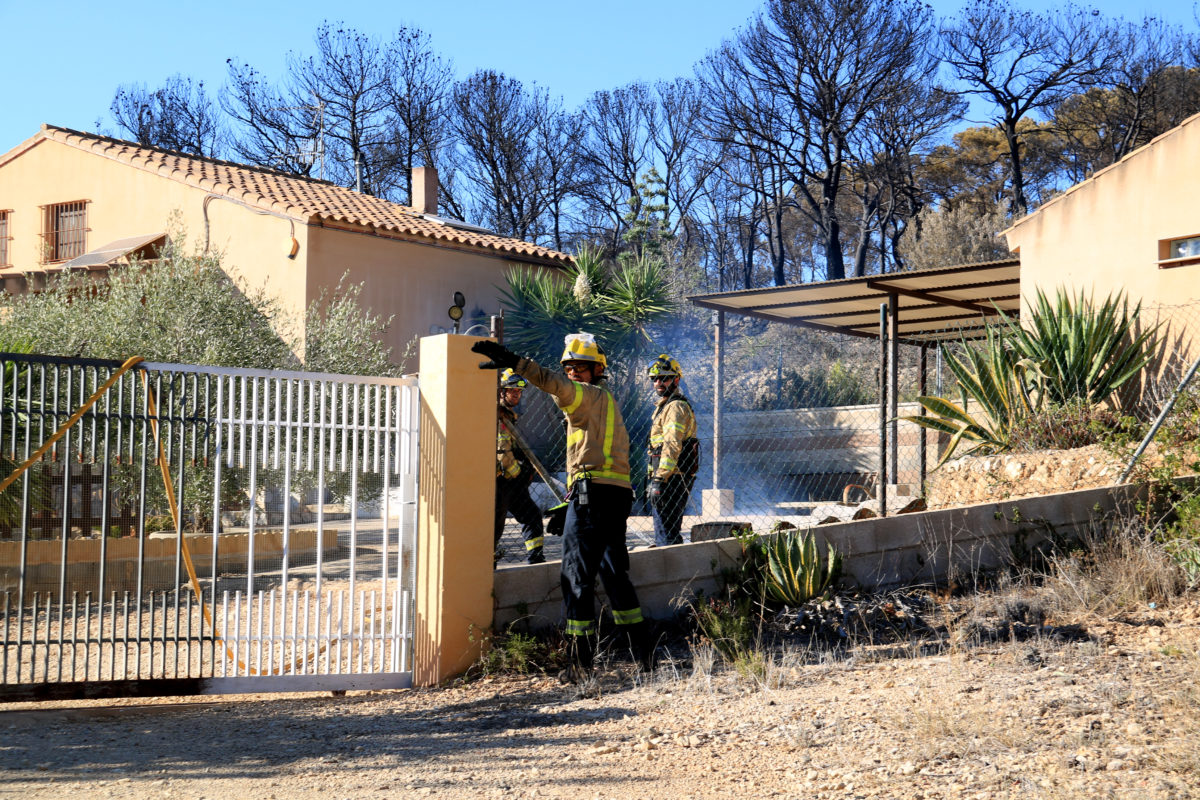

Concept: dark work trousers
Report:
left=495, top=475, right=545, bottom=561
left=560, top=483, right=642, bottom=635
left=652, top=475, right=693, bottom=546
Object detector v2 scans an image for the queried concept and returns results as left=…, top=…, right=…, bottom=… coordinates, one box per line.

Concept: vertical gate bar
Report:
left=367, top=589, right=376, bottom=672
left=255, top=589, right=264, bottom=676
left=1, top=353, right=8, bottom=457
left=48, top=364, right=57, bottom=460
left=121, top=591, right=130, bottom=681
left=173, top=374, right=187, bottom=678
left=97, top=368, right=112, bottom=662
left=148, top=590, right=156, bottom=679
left=184, top=589, right=192, bottom=679
left=354, top=588, right=363, bottom=673
left=31, top=592, right=40, bottom=683
left=399, top=589, right=409, bottom=673
left=159, top=590, right=168, bottom=678
left=380, top=419, right=391, bottom=635
left=88, top=367, right=97, bottom=464
left=134, top=373, right=150, bottom=679
left=221, top=590, right=230, bottom=678
left=315, top=382, right=327, bottom=599
left=246, top=379, right=259, bottom=604
left=335, top=590, right=344, bottom=674
left=238, top=376, right=247, bottom=468
left=288, top=588, right=298, bottom=676
left=272, top=378, right=282, bottom=470
left=268, top=589, right=276, bottom=677
left=347, top=385, right=359, bottom=656
left=302, top=589, right=311, bottom=676
left=84, top=593, right=92, bottom=681
left=55, top=367, right=74, bottom=682
left=70, top=592, right=78, bottom=681
left=236, top=591, right=245, bottom=677
left=280, top=380, right=293, bottom=644
left=108, top=591, right=117, bottom=680
left=339, top=383, right=348, bottom=472
left=305, top=380, right=315, bottom=472
left=211, top=375, right=224, bottom=604
left=322, top=593, right=332, bottom=675
left=2, top=591, right=9, bottom=684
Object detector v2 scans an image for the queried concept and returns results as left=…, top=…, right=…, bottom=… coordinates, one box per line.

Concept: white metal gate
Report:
left=0, top=353, right=419, bottom=700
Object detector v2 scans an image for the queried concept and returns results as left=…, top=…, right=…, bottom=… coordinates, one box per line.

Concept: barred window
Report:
left=41, top=200, right=89, bottom=263
left=0, top=210, right=10, bottom=267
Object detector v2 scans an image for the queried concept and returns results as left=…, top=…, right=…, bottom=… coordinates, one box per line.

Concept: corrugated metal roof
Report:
left=688, top=259, right=1021, bottom=343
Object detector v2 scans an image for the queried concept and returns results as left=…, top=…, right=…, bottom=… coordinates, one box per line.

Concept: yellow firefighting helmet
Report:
left=500, top=369, right=527, bottom=389
left=560, top=332, right=607, bottom=369
left=647, top=354, right=682, bottom=380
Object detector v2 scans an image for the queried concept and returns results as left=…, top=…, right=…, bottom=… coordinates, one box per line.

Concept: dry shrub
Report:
left=1008, top=401, right=1126, bottom=452
left=1042, top=516, right=1187, bottom=619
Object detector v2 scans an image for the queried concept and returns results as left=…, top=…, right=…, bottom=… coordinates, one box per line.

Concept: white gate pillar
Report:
left=414, top=334, right=496, bottom=685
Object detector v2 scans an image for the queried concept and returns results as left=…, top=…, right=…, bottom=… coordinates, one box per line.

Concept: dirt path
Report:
left=3, top=599, right=1198, bottom=799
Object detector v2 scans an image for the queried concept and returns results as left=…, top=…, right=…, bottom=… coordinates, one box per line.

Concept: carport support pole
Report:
left=878, top=304, right=888, bottom=517
left=414, top=334, right=496, bottom=686
left=889, top=294, right=899, bottom=489
left=713, top=310, right=724, bottom=489
left=919, top=343, right=929, bottom=494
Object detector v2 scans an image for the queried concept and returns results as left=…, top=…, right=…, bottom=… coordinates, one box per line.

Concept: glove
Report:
left=545, top=502, right=568, bottom=537
left=648, top=478, right=664, bottom=506
left=471, top=339, right=520, bottom=370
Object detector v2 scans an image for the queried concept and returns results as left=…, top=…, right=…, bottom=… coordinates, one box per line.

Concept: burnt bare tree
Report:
left=940, top=0, right=1119, bottom=215
left=224, top=23, right=410, bottom=197
left=700, top=0, right=945, bottom=282
left=383, top=26, right=455, bottom=209
left=110, top=75, right=223, bottom=157
left=447, top=70, right=575, bottom=244
left=1053, top=17, right=1200, bottom=182
left=575, top=83, right=657, bottom=253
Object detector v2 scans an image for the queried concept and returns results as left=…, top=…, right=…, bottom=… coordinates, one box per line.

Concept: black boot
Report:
left=559, top=634, right=594, bottom=684
left=628, top=621, right=656, bottom=673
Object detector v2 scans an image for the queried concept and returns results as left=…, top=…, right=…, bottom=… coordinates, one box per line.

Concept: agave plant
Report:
left=764, top=528, right=841, bottom=607
left=901, top=325, right=1044, bottom=466
left=997, top=288, right=1159, bottom=407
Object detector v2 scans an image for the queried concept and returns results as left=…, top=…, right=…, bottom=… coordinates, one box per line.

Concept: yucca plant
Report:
left=764, top=528, right=841, bottom=607
left=997, top=288, right=1159, bottom=407
left=901, top=325, right=1044, bottom=466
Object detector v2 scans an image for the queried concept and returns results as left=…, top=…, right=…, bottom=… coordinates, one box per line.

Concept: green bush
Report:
left=764, top=528, right=841, bottom=606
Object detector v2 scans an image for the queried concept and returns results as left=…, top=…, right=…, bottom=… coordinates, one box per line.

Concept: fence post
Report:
left=414, top=334, right=496, bottom=686
left=878, top=304, right=888, bottom=517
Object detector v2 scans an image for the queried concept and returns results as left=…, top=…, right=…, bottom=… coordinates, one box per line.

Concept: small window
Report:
left=0, top=210, right=10, bottom=267
left=1159, top=234, right=1200, bottom=268
left=40, top=200, right=89, bottom=263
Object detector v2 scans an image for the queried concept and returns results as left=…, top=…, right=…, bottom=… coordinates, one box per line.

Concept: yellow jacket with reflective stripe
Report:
left=496, top=405, right=522, bottom=479
left=649, top=389, right=697, bottom=480
left=516, top=357, right=630, bottom=489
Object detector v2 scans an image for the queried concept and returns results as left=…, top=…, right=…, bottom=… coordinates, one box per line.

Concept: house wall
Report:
left=0, top=137, right=309, bottom=331
left=1, top=135, right=554, bottom=371
left=1004, top=116, right=1200, bottom=361
left=305, top=224, right=522, bottom=368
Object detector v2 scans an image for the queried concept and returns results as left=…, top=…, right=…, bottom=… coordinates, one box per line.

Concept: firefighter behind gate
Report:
left=495, top=369, right=545, bottom=564
left=473, top=333, right=653, bottom=680
left=646, top=354, right=699, bottom=546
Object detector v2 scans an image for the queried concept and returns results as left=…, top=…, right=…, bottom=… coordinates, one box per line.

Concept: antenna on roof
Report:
left=272, top=100, right=326, bottom=180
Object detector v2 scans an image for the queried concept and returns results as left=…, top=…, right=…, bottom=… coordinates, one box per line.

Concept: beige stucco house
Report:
left=1004, top=113, right=1200, bottom=362
left=0, top=125, right=570, bottom=365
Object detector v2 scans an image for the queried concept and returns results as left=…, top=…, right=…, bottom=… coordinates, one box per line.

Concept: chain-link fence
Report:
left=494, top=299, right=1200, bottom=565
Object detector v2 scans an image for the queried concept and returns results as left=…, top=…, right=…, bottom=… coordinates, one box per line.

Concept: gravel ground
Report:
left=3, top=597, right=1198, bottom=799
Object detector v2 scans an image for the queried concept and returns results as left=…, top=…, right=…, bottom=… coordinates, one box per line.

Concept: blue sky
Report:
left=0, top=0, right=1196, bottom=151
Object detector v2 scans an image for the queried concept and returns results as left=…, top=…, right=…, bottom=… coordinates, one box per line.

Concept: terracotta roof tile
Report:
left=28, top=125, right=572, bottom=268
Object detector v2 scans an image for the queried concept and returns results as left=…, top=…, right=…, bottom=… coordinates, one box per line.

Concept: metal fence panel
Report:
left=493, top=301, right=1200, bottom=564
left=0, top=353, right=419, bottom=699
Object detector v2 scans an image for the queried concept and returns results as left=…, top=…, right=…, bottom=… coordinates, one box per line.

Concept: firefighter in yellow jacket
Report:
left=495, top=369, right=545, bottom=564
left=646, top=354, right=698, bottom=546
left=473, top=333, right=653, bottom=679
